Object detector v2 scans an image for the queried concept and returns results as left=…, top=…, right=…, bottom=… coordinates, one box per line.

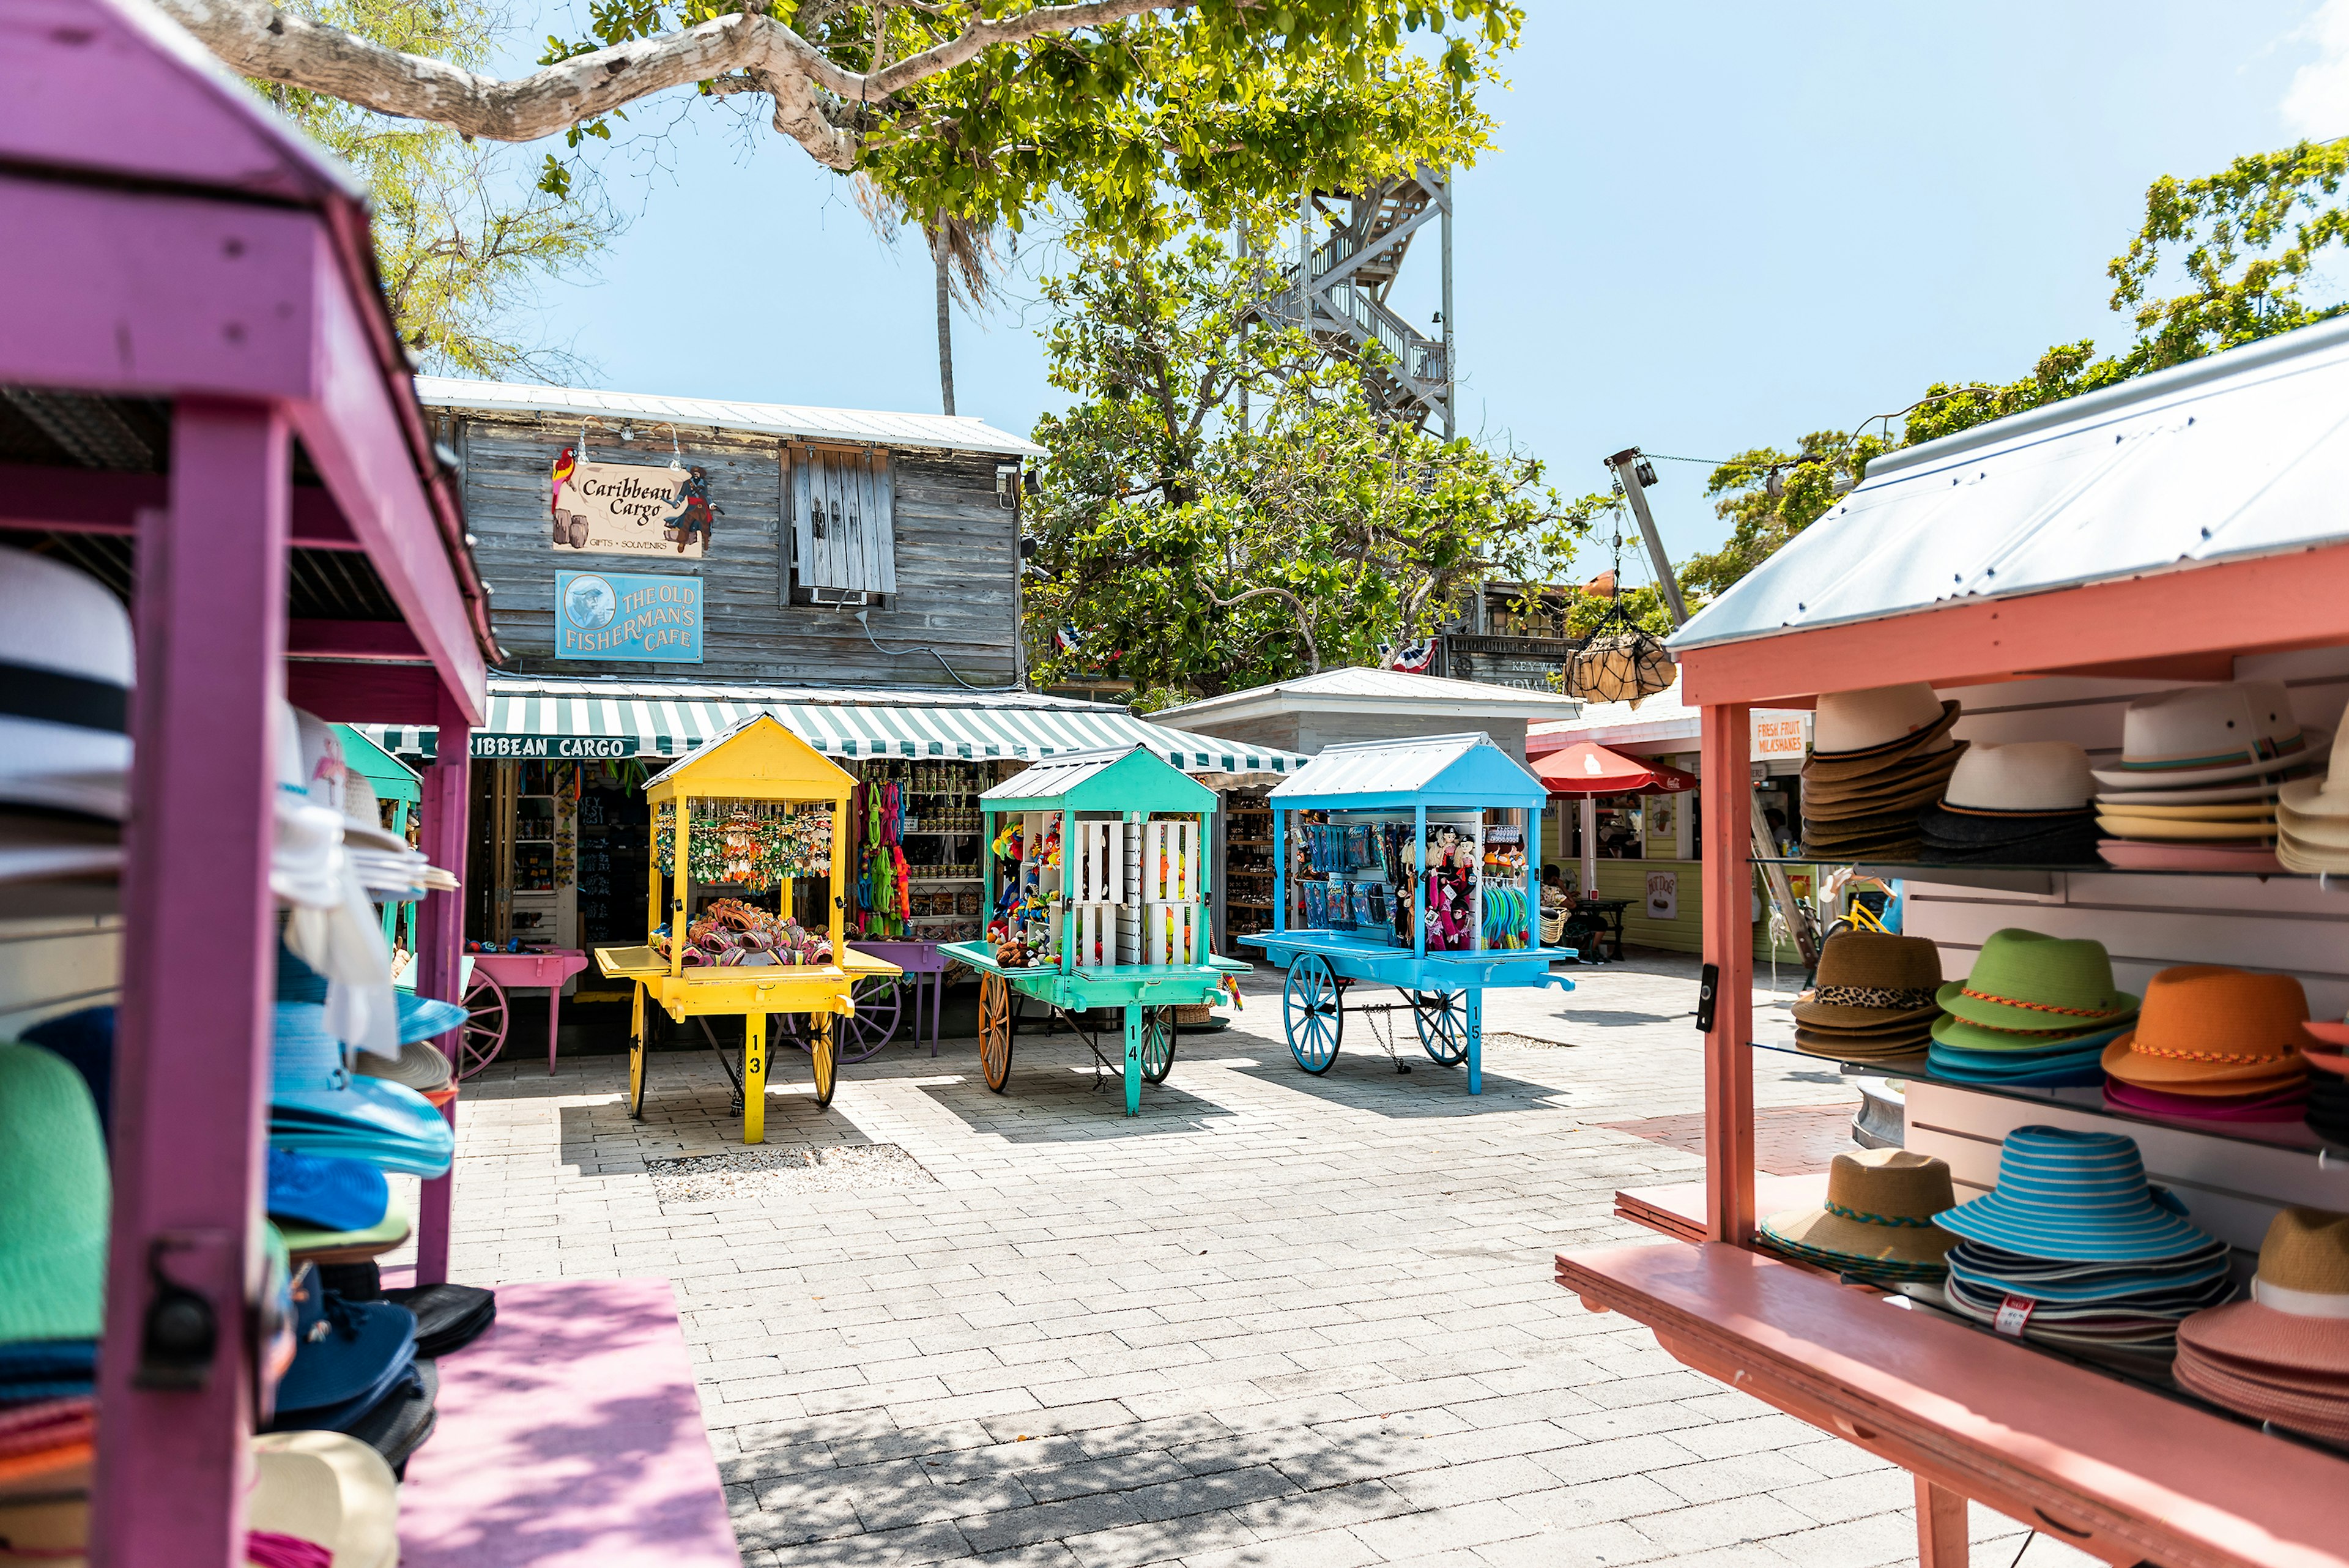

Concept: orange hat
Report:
left=2101, top=966, right=2314, bottom=1089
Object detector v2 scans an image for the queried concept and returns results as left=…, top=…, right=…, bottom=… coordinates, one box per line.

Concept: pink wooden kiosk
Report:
left=1556, top=321, right=2349, bottom=1566
left=0, top=5, right=732, bottom=1562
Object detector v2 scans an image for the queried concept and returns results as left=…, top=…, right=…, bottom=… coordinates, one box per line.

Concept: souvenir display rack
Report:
left=938, top=746, right=1249, bottom=1116
left=1242, top=735, right=1576, bottom=1094
left=593, top=715, right=900, bottom=1143
left=1556, top=324, right=2349, bottom=1568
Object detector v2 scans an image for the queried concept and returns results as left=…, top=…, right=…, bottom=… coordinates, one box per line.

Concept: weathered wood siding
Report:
left=446, top=411, right=1019, bottom=686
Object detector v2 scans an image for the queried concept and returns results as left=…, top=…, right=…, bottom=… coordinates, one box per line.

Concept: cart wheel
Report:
left=979, top=974, right=1014, bottom=1093
left=454, top=969, right=508, bottom=1080
left=625, top=1038, right=647, bottom=1119
left=1283, top=954, right=1343, bottom=1074
left=1411, top=990, right=1471, bottom=1067
left=1139, top=1007, right=1177, bottom=1084
left=837, top=974, right=903, bottom=1065
left=811, top=1018, right=838, bottom=1109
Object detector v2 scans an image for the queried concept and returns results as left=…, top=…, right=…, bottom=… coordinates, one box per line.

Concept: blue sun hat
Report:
left=270, top=1005, right=453, bottom=1177
left=269, top=1269, right=417, bottom=1432
left=277, top=940, right=466, bottom=1044
left=265, top=1149, right=392, bottom=1234
left=1934, top=1126, right=2214, bottom=1262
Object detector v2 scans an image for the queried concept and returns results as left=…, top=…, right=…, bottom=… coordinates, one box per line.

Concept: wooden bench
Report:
left=396, top=1277, right=737, bottom=1567
left=1556, top=1241, right=2349, bottom=1568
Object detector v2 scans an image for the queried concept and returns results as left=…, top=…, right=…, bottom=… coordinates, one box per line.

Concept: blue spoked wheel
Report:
left=1411, top=990, right=1470, bottom=1067
left=1283, top=954, right=1344, bottom=1074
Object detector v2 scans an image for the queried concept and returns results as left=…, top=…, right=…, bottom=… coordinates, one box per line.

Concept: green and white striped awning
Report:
left=363, top=678, right=1305, bottom=780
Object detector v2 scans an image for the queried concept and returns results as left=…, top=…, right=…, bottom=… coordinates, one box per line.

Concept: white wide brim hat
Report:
left=2091, top=680, right=2325, bottom=789
left=0, top=545, right=135, bottom=822
left=1813, top=682, right=1948, bottom=756
left=1942, top=740, right=2093, bottom=812
left=247, top=1430, right=399, bottom=1568
left=336, top=771, right=409, bottom=855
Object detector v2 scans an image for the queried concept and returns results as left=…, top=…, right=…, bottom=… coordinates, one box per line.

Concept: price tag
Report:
left=1993, top=1295, right=2035, bottom=1337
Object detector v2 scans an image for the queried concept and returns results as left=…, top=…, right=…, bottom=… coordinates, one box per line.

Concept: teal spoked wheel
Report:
left=1283, top=954, right=1344, bottom=1074
left=1411, top=990, right=1470, bottom=1066
left=1139, top=1006, right=1178, bottom=1084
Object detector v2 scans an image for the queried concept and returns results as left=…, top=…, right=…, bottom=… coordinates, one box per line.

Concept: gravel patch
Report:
left=647, top=1142, right=937, bottom=1205
left=1485, top=1029, right=1579, bottom=1050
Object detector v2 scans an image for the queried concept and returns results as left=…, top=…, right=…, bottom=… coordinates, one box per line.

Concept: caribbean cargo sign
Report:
left=470, top=734, right=638, bottom=759
left=554, top=570, right=702, bottom=664
left=547, top=451, right=721, bottom=560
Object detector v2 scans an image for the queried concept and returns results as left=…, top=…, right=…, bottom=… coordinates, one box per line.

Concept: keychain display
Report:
left=656, top=800, right=833, bottom=890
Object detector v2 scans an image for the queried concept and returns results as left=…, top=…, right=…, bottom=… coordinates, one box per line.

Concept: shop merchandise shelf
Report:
left=1752, top=854, right=2343, bottom=899
left=1750, top=1038, right=2344, bottom=1158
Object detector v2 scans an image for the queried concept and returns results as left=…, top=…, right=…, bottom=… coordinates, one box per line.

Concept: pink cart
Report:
left=460, top=948, right=592, bottom=1077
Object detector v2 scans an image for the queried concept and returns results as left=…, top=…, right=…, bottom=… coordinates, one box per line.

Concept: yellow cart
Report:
left=595, top=714, right=900, bottom=1143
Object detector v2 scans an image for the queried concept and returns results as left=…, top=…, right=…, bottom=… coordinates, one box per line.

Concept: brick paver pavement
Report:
left=428, top=953, right=2093, bottom=1568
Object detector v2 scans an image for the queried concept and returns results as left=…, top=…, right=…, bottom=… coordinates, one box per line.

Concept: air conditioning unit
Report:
left=807, top=586, right=870, bottom=608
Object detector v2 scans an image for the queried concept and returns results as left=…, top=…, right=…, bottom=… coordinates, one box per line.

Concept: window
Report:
left=790, top=445, right=896, bottom=602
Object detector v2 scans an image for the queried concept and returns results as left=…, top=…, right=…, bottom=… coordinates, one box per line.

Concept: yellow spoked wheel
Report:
left=811, top=1018, right=837, bottom=1110
left=979, top=973, right=1014, bottom=1093
left=626, top=1039, right=647, bottom=1119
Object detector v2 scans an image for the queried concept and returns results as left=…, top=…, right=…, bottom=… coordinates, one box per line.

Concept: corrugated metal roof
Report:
left=414, top=376, right=1045, bottom=457
left=1268, top=732, right=1546, bottom=808
left=977, top=746, right=1134, bottom=801
left=1155, top=666, right=1582, bottom=729
left=1668, top=315, right=2349, bottom=653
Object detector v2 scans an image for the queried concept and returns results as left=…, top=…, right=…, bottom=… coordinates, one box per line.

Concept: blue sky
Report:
left=511, top=1, right=2347, bottom=578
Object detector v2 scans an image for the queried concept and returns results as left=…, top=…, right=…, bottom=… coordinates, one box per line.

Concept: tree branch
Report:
left=1200, top=583, right=1319, bottom=673
left=151, top=0, right=1174, bottom=170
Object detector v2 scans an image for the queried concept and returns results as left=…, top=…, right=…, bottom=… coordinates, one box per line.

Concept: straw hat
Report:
left=1939, top=741, right=2091, bottom=812
left=2090, top=680, right=2326, bottom=789
left=1811, top=683, right=1958, bottom=761
left=336, top=771, right=408, bottom=855
left=1761, top=1148, right=1958, bottom=1271
left=0, top=1044, right=108, bottom=1343
left=2101, top=966, right=2314, bottom=1090
left=273, top=700, right=347, bottom=912
left=2278, top=719, right=2349, bottom=820
left=248, top=1430, right=401, bottom=1568
left=2178, top=1208, right=2349, bottom=1378
left=1790, top=931, right=1943, bottom=1029
left=1933, top=1125, right=2213, bottom=1262
left=1936, top=929, right=2136, bottom=1031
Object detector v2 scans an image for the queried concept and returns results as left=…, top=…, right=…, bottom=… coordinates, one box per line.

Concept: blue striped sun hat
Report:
left=1933, top=1126, right=2215, bottom=1262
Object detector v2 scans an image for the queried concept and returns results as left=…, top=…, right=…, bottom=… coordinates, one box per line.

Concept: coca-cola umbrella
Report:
left=1532, top=741, right=1699, bottom=797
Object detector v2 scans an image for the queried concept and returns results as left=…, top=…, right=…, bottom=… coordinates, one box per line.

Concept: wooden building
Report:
left=418, top=377, right=1040, bottom=688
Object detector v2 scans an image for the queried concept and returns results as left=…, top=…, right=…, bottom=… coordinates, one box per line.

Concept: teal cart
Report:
left=939, top=745, right=1249, bottom=1115
left=1240, top=733, right=1578, bottom=1095
left=336, top=723, right=424, bottom=952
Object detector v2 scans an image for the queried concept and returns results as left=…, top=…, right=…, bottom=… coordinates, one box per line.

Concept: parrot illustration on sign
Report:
left=550, top=446, right=579, bottom=545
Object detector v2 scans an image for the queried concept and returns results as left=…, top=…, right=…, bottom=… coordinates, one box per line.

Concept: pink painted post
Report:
left=1699, top=702, right=1756, bottom=1246
left=410, top=683, right=472, bottom=1288
left=93, top=401, right=289, bottom=1568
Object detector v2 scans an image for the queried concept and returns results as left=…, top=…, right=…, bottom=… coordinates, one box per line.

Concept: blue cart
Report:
left=1239, top=734, right=1577, bottom=1094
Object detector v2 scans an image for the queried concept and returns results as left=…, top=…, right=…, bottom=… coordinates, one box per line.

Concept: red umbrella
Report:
left=1532, top=741, right=1699, bottom=796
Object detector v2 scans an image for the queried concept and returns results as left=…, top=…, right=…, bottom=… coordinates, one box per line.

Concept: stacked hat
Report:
left=1934, top=1126, right=2233, bottom=1354
left=2176, top=1207, right=2349, bottom=1443
left=2100, top=966, right=2311, bottom=1123
left=2091, top=681, right=2325, bottom=872
left=271, top=1004, right=454, bottom=1178
left=2278, top=720, right=2349, bottom=875
left=267, top=1149, right=411, bottom=1264
left=0, top=1043, right=108, bottom=1523
left=1789, top=931, right=1943, bottom=1061
left=1926, top=929, right=2138, bottom=1088
left=0, top=546, right=132, bottom=893
left=248, top=1430, right=402, bottom=1568
left=1759, top=1148, right=1959, bottom=1287
left=1917, top=741, right=2100, bottom=866
left=270, top=1266, right=420, bottom=1436
left=1801, top=683, right=1967, bottom=860
left=2304, top=1013, right=2349, bottom=1145
left=278, top=940, right=460, bottom=1090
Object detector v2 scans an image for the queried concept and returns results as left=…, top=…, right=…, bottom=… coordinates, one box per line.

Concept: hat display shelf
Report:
left=936, top=746, right=1249, bottom=1116
left=1555, top=320, right=2349, bottom=1568
left=592, top=714, right=901, bottom=1143
left=0, top=2, right=550, bottom=1557
left=1239, top=735, right=1578, bottom=1096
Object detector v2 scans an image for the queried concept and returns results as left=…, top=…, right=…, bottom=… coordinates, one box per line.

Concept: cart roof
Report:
left=979, top=745, right=1216, bottom=812
left=642, top=712, right=854, bottom=803
left=1269, top=733, right=1546, bottom=810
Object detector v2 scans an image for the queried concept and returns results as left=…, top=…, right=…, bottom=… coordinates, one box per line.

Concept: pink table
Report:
left=397, top=1277, right=737, bottom=1567
left=470, top=949, right=591, bottom=1074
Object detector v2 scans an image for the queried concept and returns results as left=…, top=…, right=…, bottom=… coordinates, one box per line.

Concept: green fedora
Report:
left=1936, top=928, right=2139, bottom=1032
left=0, top=1041, right=109, bottom=1342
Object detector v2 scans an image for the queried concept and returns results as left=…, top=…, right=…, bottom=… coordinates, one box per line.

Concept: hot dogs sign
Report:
left=548, top=447, right=722, bottom=559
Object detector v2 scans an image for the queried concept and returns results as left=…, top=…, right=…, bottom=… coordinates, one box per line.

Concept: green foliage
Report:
left=538, top=1, right=1520, bottom=251
left=1564, top=578, right=1675, bottom=639
left=1023, top=238, right=1584, bottom=699
left=274, top=0, right=615, bottom=375
left=1684, top=135, right=2349, bottom=597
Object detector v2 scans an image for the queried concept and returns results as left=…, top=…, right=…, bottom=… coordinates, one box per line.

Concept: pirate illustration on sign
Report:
left=665, top=465, right=721, bottom=555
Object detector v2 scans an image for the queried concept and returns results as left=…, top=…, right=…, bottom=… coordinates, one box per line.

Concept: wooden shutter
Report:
left=791, top=445, right=897, bottom=594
